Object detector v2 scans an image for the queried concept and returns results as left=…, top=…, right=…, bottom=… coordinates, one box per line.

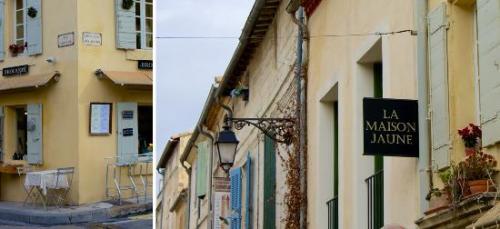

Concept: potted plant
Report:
left=9, top=43, right=25, bottom=56
left=425, top=167, right=453, bottom=214
left=458, top=123, right=482, bottom=156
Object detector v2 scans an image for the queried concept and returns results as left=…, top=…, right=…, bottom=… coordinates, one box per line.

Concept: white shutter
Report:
left=117, top=102, right=138, bottom=165
left=428, top=3, right=450, bottom=169
left=477, top=0, right=500, bottom=146
left=27, top=104, right=43, bottom=164
left=0, top=0, right=5, bottom=61
left=115, top=0, right=136, bottom=49
left=0, top=106, right=4, bottom=161
left=26, top=0, right=42, bottom=56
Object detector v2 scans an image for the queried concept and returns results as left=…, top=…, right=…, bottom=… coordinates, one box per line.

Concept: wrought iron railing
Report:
left=365, top=170, right=384, bottom=229
left=327, top=197, right=338, bottom=229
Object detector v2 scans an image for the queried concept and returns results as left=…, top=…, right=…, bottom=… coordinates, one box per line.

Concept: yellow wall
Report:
left=0, top=0, right=152, bottom=204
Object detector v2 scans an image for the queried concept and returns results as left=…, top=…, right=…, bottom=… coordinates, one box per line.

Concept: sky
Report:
left=155, top=0, right=254, bottom=157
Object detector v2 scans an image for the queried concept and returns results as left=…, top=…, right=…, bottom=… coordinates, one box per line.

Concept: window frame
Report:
left=13, top=0, right=27, bottom=53
left=134, top=0, right=153, bottom=49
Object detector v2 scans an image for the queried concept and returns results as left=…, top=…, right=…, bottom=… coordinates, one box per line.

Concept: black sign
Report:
left=363, top=98, right=419, bottom=157
left=123, top=128, right=134, bottom=137
left=3, top=65, right=29, bottom=76
left=122, top=111, right=134, bottom=119
left=138, top=60, right=153, bottom=70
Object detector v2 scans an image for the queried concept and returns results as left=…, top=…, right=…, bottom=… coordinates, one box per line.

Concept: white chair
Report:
left=17, top=165, right=38, bottom=206
left=49, top=167, right=75, bottom=208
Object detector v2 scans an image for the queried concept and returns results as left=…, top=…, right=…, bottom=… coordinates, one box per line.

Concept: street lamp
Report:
left=215, top=121, right=239, bottom=173
left=215, top=115, right=295, bottom=172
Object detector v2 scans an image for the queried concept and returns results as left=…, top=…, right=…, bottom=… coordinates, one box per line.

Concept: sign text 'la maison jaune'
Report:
left=3, top=65, right=29, bottom=76
left=363, top=97, right=419, bottom=157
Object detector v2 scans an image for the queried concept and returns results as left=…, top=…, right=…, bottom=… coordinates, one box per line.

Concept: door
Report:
left=117, top=102, right=138, bottom=165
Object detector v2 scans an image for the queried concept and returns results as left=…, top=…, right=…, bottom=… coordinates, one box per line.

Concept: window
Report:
left=135, top=0, right=153, bottom=49
left=14, top=0, right=26, bottom=47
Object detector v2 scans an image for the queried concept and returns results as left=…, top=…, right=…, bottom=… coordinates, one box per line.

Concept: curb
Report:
left=0, top=202, right=152, bottom=226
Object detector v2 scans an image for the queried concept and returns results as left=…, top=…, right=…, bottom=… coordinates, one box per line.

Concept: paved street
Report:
left=0, top=213, right=152, bottom=229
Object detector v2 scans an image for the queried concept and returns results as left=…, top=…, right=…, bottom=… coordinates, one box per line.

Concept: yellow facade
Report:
left=0, top=0, right=152, bottom=204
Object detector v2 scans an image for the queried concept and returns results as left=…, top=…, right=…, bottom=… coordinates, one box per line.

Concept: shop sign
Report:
left=2, top=65, right=29, bottom=76
left=58, top=32, right=75, bottom=48
left=138, top=60, right=153, bottom=70
left=83, top=32, right=102, bottom=46
left=363, top=97, right=419, bottom=157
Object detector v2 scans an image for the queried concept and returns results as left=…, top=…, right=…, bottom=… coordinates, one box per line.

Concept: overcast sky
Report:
left=155, top=0, right=254, bottom=156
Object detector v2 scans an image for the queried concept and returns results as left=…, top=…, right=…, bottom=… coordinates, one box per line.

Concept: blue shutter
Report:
left=0, top=0, right=5, bottom=60
left=428, top=3, right=450, bottom=169
left=230, top=167, right=242, bottom=229
left=26, top=0, right=42, bottom=55
left=245, top=154, right=252, bottom=229
left=115, top=0, right=136, bottom=49
left=117, top=102, right=139, bottom=165
left=477, top=0, right=500, bottom=146
left=27, top=104, right=43, bottom=164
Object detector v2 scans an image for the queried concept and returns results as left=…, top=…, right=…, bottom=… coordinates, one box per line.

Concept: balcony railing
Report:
left=365, top=170, right=384, bottom=229
left=327, top=196, right=338, bottom=229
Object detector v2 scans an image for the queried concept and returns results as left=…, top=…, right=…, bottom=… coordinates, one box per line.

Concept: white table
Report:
left=24, top=170, right=69, bottom=209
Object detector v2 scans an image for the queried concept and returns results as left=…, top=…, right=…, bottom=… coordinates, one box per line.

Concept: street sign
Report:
left=363, top=97, right=419, bottom=157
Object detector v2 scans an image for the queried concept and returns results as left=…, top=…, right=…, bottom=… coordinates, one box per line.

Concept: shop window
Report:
left=134, top=0, right=153, bottom=49
left=14, top=0, right=26, bottom=47
left=138, top=105, right=152, bottom=154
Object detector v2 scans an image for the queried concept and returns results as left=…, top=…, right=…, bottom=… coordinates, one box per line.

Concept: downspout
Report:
left=415, top=0, right=432, bottom=215
left=289, top=5, right=308, bottom=229
left=198, top=124, right=215, bottom=229
left=181, top=162, right=192, bottom=229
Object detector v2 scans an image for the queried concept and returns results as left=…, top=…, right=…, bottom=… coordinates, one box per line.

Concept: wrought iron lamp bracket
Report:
left=226, top=117, right=296, bottom=144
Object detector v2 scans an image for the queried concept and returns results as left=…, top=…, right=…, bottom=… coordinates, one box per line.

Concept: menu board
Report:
left=90, top=103, right=112, bottom=135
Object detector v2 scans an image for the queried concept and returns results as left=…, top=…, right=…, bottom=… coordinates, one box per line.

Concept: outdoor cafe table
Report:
left=24, top=170, right=69, bottom=209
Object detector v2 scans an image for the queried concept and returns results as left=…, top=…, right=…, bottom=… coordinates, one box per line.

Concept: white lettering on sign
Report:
left=58, top=32, right=75, bottom=48
left=83, top=32, right=102, bottom=46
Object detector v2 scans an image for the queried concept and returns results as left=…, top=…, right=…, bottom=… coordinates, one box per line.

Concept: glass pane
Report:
left=146, top=33, right=153, bottom=48
left=16, top=39, right=24, bottom=46
left=146, top=5, right=152, bottom=17
left=16, top=25, right=24, bottom=39
left=146, top=19, right=152, bottom=32
left=16, top=10, right=23, bottom=24
left=16, top=0, right=23, bottom=10
left=146, top=0, right=152, bottom=3
left=135, top=2, right=140, bottom=16
left=136, top=33, right=141, bottom=49
left=136, top=17, right=141, bottom=31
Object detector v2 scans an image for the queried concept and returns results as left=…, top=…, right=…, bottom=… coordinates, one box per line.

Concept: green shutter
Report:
left=27, top=104, right=42, bottom=164
left=0, top=0, right=5, bottom=60
left=26, top=0, right=42, bottom=55
left=428, top=3, right=450, bottom=169
left=245, top=154, right=252, bottom=229
left=477, top=0, right=500, bottom=146
left=195, top=141, right=209, bottom=198
left=263, top=136, right=276, bottom=229
left=115, top=0, right=136, bottom=49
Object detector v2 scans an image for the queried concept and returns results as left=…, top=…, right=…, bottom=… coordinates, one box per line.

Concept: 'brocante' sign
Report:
left=363, top=98, right=419, bottom=157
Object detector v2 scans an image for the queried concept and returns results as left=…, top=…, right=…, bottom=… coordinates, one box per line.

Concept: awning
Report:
left=95, top=69, right=152, bottom=89
left=0, top=71, right=60, bottom=93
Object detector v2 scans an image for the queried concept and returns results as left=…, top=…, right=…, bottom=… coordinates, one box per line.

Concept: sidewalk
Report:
left=0, top=198, right=152, bottom=226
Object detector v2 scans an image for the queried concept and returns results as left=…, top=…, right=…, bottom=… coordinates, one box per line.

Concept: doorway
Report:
left=138, top=105, right=153, bottom=155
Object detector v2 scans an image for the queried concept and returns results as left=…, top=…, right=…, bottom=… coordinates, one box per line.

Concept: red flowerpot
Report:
left=468, top=179, right=495, bottom=195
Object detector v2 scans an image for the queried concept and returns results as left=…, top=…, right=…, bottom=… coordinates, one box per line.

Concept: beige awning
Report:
left=0, top=71, right=60, bottom=93
left=96, top=70, right=152, bottom=88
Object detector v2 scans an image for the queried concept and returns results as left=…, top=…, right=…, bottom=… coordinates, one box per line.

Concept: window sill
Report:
left=126, top=49, right=152, bottom=61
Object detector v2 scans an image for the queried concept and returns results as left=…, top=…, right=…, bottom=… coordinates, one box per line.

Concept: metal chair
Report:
left=17, top=165, right=38, bottom=206
left=49, top=167, right=75, bottom=208
left=105, top=157, right=139, bottom=205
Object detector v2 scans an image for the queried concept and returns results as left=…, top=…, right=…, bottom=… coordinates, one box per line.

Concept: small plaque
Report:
left=138, top=60, right=153, bottom=70
left=58, top=32, right=75, bottom=48
left=122, top=111, right=134, bottom=119
left=83, top=32, right=102, bottom=46
left=123, top=128, right=134, bottom=137
left=3, top=65, right=29, bottom=76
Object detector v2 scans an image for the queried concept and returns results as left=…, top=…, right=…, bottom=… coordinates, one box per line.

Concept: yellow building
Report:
left=0, top=0, right=153, bottom=205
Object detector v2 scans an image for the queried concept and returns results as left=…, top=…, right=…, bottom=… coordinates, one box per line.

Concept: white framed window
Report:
left=134, top=0, right=152, bottom=49
left=14, top=0, right=26, bottom=47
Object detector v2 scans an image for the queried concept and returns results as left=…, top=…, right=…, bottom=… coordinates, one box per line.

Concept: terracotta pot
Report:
left=468, top=179, right=495, bottom=194
left=429, top=193, right=450, bottom=209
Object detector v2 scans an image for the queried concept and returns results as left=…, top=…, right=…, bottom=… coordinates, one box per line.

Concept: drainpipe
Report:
left=289, top=5, right=308, bottom=229
left=198, top=124, right=215, bottom=229
left=181, top=162, right=192, bottom=229
left=415, top=0, right=431, bottom=215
